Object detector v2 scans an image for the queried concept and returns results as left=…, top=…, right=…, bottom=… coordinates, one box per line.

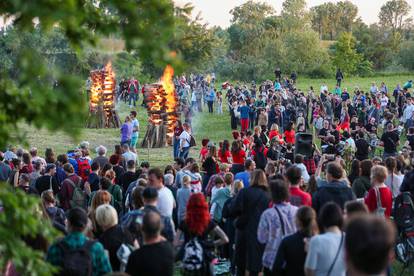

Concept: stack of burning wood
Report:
left=86, top=62, right=120, bottom=128
left=142, top=65, right=180, bottom=148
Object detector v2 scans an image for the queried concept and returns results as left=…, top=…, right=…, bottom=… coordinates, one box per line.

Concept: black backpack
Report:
left=393, top=192, right=414, bottom=229
left=57, top=240, right=95, bottom=276
left=254, top=147, right=267, bottom=170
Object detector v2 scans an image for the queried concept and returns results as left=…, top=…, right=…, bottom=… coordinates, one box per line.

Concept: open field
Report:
left=13, top=74, right=413, bottom=168
left=11, top=74, right=414, bottom=275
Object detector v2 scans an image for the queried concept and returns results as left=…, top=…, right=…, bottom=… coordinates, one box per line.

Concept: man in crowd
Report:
left=125, top=210, right=174, bottom=276
left=285, top=166, right=311, bottom=207
left=312, top=162, right=355, bottom=213
left=93, top=145, right=109, bottom=169
left=380, top=122, right=400, bottom=159
left=47, top=208, right=112, bottom=275
left=130, top=111, right=140, bottom=153
left=0, top=152, right=11, bottom=182
left=148, top=168, right=175, bottom=219
left=234, top=159, right=256, bottom=188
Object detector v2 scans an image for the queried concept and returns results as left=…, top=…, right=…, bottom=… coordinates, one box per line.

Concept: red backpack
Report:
left=76, top=158, right=91, bottom=183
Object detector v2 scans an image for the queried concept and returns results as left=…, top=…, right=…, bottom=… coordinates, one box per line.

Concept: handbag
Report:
left=374, top=186, right=386, bottom=217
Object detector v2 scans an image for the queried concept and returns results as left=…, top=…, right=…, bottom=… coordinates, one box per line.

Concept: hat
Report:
left=45, top=164, right=56, bottom=172
left=142, top=187, right=158, bottom=200
left=67, top=207, right=88, bottom=229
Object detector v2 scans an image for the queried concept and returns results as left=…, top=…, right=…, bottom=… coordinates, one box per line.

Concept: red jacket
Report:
left=59, top=174, right=82, bottom=210
left=365, top=186, right=393, bottom=218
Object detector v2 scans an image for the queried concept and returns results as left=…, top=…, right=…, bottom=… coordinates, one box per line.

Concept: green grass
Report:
left=10, top=74, right=414, bottom=275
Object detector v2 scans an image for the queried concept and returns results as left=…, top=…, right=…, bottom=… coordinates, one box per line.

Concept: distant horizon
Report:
left=175, top=0, right=414, bottom=28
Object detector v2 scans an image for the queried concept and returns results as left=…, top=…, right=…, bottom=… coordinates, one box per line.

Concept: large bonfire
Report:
left=86, top=62, right=120, bottom=128
left=141, top=65, right=180, bottom=148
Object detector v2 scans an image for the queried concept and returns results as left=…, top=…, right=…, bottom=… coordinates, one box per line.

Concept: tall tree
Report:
left=281, top=0, right=310, bottom=31
left=337, top=1, right=358, bottom=32
left=379, top=0, right=412, bottom=35
left=332, top=32, right=362, bottom=74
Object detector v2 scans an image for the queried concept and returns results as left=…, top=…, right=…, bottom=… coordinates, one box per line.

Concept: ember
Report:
left=86, top=62, right=120, bottom=128
left=142, top=65, right=180, bottom=148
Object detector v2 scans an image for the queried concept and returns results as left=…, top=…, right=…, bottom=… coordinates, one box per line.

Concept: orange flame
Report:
left=161, top=65, right=178, bottom=141
left=89, top=62, right=116, bottom=116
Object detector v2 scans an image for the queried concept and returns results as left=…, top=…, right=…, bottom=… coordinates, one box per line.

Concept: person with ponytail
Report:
left=175, top=193, right=228, bottom=275
left=273, top=206, right=318, bottom=276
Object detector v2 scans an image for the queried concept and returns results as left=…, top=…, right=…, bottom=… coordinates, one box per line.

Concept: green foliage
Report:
left=332, top=32, right=362, bottom=75
left=0, top=183, right=59, bottom=275
left=398, top=41, right=414, bottom=70
left=379, top=0, right=412, bottom=35
left=113, top=52, right=143, bottom=79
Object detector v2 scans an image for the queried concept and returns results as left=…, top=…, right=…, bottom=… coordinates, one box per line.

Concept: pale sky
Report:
left=176, top=0, right=414, bottom=28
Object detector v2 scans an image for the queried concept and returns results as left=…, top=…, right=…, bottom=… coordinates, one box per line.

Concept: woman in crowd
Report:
left=120, top=115, right=132, bottom=145
left=305, top=202, right=346, bottom=276
left=273, top=206, right=318, bottom=276
left=88, top=190, right=112, bottom=238
left=283, top=122, right=296, bottom=145
left=384, top=157, right=403, bottom=198
left=364, top=165, right=393, bottom=218
left=202, top=145, right=219, bottom=192
left=45, top=148, right=56, bottom=165
left=175, top=193, right=229, bottom=275
left=41, top=190, right=66, bottom=234
left=230, top=140, right=246, bottom=174
left=347, top=159, right=360, bottom=185
left=228, top=169, right=271, bottom=276
left=20, top=152, right=33, bottom=174
left=218, top=140, right=232, bottom=164
left=96, top=204, right=136, bottom=271
left=257, top=179, right=298, bottom=274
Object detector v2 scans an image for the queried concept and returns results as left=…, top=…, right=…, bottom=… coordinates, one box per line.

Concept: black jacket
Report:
left=312, top=180, right=356, bottom=213
left=400, top=170, right=414, bottom=194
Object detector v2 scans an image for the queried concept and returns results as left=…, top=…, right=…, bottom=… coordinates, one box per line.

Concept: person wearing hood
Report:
left=312, top=162, right=355, bottom=213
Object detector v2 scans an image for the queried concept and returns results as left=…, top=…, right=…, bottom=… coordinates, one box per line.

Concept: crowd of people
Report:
left=2, top=69, right=414, bottom=276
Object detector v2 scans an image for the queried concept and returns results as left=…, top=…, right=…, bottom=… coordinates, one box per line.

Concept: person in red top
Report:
left=285, top=166, right=312, bottom=207
left=365, top=165, right=393, bottom=218
left=268, top=124, right=283, bottom=144
left=283, top=122, right=296, bottom=145
left=218, top=140, right=232, bottom=164
left=20, top=152, right=33, bottom=174
left=199, top=138, right=210, bottom=163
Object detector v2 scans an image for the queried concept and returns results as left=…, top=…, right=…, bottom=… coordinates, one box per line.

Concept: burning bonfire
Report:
left=86, top=62, right=120, bottom=128
left=141, top=65, right=180, bottom=148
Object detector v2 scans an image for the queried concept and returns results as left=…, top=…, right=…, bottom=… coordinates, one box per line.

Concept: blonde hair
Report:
left=271, top=124, right=279, bottom=131
left=105, top=170, right=116, bottom=181
left=233, top=180, right=244, bottom=194
left=182, top=175, right=191, bottom=186
left=371, top=165, right=388, bottom=184
left=95, top=204, right=118, bottom=229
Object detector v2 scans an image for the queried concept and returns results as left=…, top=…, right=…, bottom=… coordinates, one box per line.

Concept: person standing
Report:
left=238, top=100, right=250, bottom=133
left=179, top=123, right=192, bottom=160
left=47, top=208, right=112, bottom=276
left=126, top=211, right=175, bottom=276
left=129, top=111, right=140, bottom=153
left=258, top=179, right=298, bottom=274
left=364, top=165, right=392, bottom=218
left=206, top=87, right=215, bottom=113
left=128, top=77, right=138, bottom=108
left=335, top=69, right=344, bottom=87
left=0, top=152, right=11, bottom=182
left=120, top=116, right=133, bottom=146
left=228, top=169, right=271, bottom=276
left=379, top=122, right=399, bottom=159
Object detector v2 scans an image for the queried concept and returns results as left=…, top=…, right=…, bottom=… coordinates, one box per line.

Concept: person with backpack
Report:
left=257, top=179, right=298, bottom=274
left=179, top=123, right=193, bottom=160
left=126, top=210, right=175, bottom=276
left=76, top=153, right=92, bottom=184
left=364, top=165, right=392, bottom=218
left=175, top=193, right=229, bottom=276
left=41, top=190, right=67, bottom=234
left=46, top=207, right=112, bottom=276
left=95, top=204, right=136, bottom=271
left=58, top=163, right=86, bottom=211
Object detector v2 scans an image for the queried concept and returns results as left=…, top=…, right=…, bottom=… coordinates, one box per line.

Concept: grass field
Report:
left=14, top=74, right=413, bottom=167
left=13, top=74, right=414, bottom=275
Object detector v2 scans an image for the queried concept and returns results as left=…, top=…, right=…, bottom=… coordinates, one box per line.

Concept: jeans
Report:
left=207, top=101, right=214, bottom=113
left=337, top=78, right=342, bottom=87
left=173, top=137, right=180, bottom=159
left=383, top=151, right=397, bottom=160
left=128, top=93, right=137, bottom=107
left=179, top=146, right=190, bottom=160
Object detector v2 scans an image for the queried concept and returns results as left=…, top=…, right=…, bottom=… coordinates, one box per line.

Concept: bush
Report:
left=398, top=41, right=414, bottom=70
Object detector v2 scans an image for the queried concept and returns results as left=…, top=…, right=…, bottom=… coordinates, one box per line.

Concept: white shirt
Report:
left=122, top=151, right=137, bottom=164
left=380, top=96, right=389, bottom=107
left=179, top=130, right=191, bottom=148
left=157, top=186, right=175, bottom=218
left=320, top=85, right=328, bottom=93
left=402, top=104, right=414, bottom=123
left=305, top=232, right=346, bottom=276
left=385, top=174, right=404, bottom=198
